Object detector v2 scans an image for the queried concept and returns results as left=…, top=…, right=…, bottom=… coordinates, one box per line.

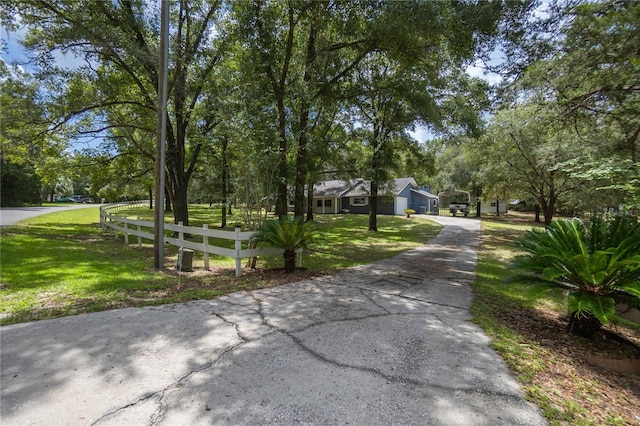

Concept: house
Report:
left=311, top=177, right=439, bottom=215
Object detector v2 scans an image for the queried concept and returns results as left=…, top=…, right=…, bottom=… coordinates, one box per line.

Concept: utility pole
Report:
left=154, top=0, right=169, bottom=269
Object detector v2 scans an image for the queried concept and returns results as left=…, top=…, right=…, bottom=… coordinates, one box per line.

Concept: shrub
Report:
left=251, top=216, right=319, bottom=273
left=404, top=208, right=416, bottom=218
left=509, top=216, right=640, bottom=337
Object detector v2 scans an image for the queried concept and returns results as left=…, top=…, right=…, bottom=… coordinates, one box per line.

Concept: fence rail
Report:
left=99, top=201, right=301, bottom=277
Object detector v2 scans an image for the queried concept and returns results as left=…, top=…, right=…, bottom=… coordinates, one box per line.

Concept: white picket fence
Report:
left=99, top=201, right=301, bottom=277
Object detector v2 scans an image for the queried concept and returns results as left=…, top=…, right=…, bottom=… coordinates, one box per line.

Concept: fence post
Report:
left=297, top=249, right=303, bottom=268
left=124, top=218, right=129, bottom=245
left=203, top=224, right=209, bottom=270
left=178, top=221, right=184, bottom=243
left=137, top=216, right=142, bottom=248
left=234, top=225, right=242, bottom=277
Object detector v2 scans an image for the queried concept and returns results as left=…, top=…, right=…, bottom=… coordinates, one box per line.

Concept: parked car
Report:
left=58, top=195, right=84, bottom=203
left=83, top=197, right=94, bottom=203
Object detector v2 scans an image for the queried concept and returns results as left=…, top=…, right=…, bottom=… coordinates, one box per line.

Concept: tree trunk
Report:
left=283, top=248, right=296, bottom=273
left=275, top=97, right=289, bottom=218
left=567, top=311, right=602, bottom=338
left=165, top=186, right=172, bottom=212
left=541, top=193, right=556, bottom=227
left=294, top=11, right=318, bottom=218
left=254, top=3, right=296, bottom=219
left=368, top=120, right=383, bottom=232
left=172, top=178, right=189, bottom=226
left=368, top=179, right=379, bottom=232
left=306, top=182, right=314, bottom=222
left=535, top=204, right=541, bottom=222
left=221, top=136, right=229, bottom=228
left=294, top=106, right=309, bottom=218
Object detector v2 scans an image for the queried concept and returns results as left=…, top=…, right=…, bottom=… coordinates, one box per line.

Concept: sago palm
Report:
left=509, top=216, right=640, bottom=337
left=251, top=216, right=318, bottom=273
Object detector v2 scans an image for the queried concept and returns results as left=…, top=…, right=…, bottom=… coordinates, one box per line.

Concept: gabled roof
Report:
left=313, top=179, right=364, bottom=197
left=314, top=177, right=418, bottom=198
left=393, top=177, right=417, bottom=195
left=410, top=188, right=438, bottom=199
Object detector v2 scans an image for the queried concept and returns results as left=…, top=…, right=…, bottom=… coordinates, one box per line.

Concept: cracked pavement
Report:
left=0, top=216, right=547, bottom=425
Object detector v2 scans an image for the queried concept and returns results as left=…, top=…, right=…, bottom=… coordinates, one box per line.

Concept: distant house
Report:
left=311, top=177, right=438, bottom=215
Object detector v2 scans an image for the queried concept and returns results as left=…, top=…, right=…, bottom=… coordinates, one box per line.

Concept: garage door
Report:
left=395, top=197, right=408, bottom=215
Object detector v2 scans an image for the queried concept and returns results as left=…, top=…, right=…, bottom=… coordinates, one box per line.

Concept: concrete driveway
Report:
left=0, top=216, right=546, bottom=425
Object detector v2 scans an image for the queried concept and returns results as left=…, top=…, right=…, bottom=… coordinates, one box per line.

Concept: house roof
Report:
left=393, top=177, right=416, bottom=195
left=313, top=179, right=363, bottom=197
left=314, top=177, right=418, bottom=198
left=410, top=188, right=438, bottom=199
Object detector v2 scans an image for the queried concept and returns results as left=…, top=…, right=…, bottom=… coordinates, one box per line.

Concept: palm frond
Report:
left=509, top=216, right=640, bottom=329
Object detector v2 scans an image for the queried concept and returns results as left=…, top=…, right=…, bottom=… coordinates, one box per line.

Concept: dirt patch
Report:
left=498, top=304, right=640, bottom=424
left=584, top=356, right=640, bottom=376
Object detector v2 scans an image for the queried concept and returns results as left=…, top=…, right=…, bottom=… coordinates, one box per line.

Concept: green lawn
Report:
left=0, top=206, right=441, bottom=324
left=472, top=216, right=639, bottom=425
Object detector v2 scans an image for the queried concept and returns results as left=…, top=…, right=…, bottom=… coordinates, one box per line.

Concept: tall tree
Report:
left=0, top=61, right=69, bottom=204
left=3, top=0, right=227, bottom=225
left=551, top=0, right=640, bottom=208
left=503, top=0, right=640, bottom=211
left=480, top=102, right=586, bottom=225
left=347, top=0, right=507, bottom=231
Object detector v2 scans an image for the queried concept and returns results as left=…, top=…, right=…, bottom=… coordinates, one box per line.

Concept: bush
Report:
left=404, top=208, right=416, bottom=218
left=251, top=216, right=319, bottom=273
left=509, top=216, right=640, bottom=337
left=0, top=160, right=42, bottom=206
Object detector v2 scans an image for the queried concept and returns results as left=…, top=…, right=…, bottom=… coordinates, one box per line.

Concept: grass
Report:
left=472, top=214, right=640, bottom=425
left=0, top=208, right=171, bottom=323
left=0, top=205, right=441, bottom=324
left=112, top=204, right=442, bottom=269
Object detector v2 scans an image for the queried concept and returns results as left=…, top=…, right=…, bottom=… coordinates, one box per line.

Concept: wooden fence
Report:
left=99, top=201, right=301, bottom=277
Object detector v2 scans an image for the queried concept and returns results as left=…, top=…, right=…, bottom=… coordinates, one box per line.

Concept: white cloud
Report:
left=466, top=57, right=503, bottom=85
left=408, top=126, right=435, bottom=143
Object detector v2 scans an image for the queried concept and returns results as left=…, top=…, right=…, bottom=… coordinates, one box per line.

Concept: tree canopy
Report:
left=2, top=0, right=636, bottom=221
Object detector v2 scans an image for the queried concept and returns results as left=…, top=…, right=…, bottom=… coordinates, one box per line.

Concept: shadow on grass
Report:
left=474, top=216, right=640, bottom=424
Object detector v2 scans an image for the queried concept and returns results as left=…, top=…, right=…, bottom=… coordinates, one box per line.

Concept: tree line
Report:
left=1, top=0, right=637, bottom=227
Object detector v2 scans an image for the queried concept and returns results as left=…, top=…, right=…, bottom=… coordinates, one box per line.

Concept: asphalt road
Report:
left=0, top=204, right=101, bottom=227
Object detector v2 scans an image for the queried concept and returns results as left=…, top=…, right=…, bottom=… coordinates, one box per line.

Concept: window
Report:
left=352, top=197, right=367, bottom=206
left=324, top=199, right=332, bottom=207
left=316, top=200, right=323, bottom=208
left=490, top=202, right=497, bottom=207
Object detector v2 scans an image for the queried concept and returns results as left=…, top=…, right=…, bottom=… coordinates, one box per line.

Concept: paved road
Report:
left=0, top=216, right=547, bottom=425
left=0, top=204, right=101, bottom=227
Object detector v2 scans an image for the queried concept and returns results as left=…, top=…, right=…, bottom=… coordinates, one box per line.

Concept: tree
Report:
left=0, top=61, right=71, bottom=204
left=3, top=0, right=228, bottom=225
left=509, top=0, right=640, bottom=211
left=480, top=102, right=586, bottom=225
left=556, top=0, right=640, bottom=210
left=431, top=140, right=485, bottom=215
left=0, top=159, right=42, bottom=206
left=348, top=53, right=419, bottom=231
left=345, top=0, right=505, bottom=231
left=234, top=0, right=380, bottom=218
